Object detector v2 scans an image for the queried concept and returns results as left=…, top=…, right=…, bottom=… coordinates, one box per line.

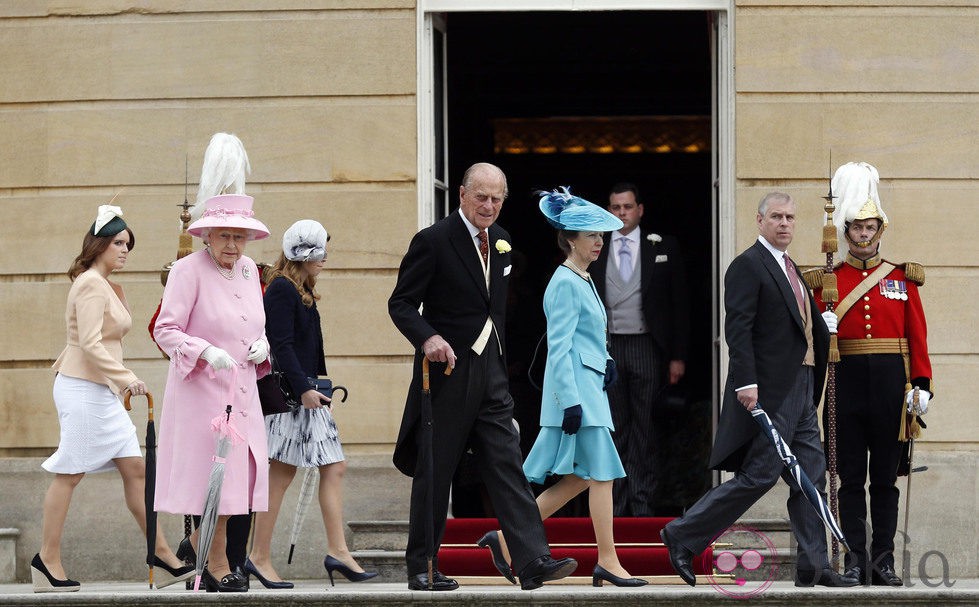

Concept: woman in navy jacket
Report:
left=245, top=220, right=376, bottom=588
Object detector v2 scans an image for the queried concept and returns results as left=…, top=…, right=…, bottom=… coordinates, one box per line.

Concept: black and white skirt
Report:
left=265, top=406, right=345, bottom=467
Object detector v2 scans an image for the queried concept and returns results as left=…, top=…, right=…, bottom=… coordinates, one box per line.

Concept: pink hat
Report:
left=187, top=194, right=270, bottom=240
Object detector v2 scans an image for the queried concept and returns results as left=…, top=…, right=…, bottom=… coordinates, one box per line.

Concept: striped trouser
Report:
left=606, top=333, right=663, bottom=517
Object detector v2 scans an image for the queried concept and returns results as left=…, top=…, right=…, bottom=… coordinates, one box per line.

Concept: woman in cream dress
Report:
left=33, top=205, right=193, bottom=593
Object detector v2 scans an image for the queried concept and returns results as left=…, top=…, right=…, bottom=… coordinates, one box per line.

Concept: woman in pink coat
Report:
left=154, top=194, right=271, bottom=592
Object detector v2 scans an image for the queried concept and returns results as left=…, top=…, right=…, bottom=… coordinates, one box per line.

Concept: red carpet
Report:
left=438, top=517, right=713, bottom=577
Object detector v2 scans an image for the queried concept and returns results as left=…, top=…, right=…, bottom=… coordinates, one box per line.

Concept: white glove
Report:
left=201, top=346, right=236, bottom=370
left=246, top=339, right=269, bottom=364
left=906, top=388, right=932, bottom=416
left=821, top=311, right=838, bottom=334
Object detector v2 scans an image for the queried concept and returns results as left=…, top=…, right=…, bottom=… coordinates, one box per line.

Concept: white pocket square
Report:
left=503, top=265, right=512, bottom=276
left=655, top=255, right=668, bottom=263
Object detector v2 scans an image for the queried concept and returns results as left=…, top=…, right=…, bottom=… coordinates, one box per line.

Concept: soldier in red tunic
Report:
left=808, top=162, right=932, bottom=587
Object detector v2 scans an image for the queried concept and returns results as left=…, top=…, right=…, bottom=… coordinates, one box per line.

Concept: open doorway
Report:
left=444, top=10, right=714, bottom=517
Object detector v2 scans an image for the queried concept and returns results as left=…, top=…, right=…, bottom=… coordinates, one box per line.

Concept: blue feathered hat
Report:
left=537, top=187, right=623, bottom=232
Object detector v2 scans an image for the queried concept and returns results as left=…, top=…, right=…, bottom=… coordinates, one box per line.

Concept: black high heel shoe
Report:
left=244, top=558, right=294, bottom=589
left=200, top=568, right=249, bottom=592
left=323, top=555, right=378, bottom=586
left=176, top=537, right=197, bottom=590
left=175, top=537, right=196, bottom=566
left=30, top=553, right=80, bottom=593
left=151, top=556, right=196, bottom=589
left=477, top=531, right=516, bottom=584
left=592, top=564, right=648, bottom=587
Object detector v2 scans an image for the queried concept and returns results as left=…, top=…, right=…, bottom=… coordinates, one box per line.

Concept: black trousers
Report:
left=835, top=354, right=905, bottom=571
left=606, top=333, right=663, bottom=516
left=405, top=348, right=548, bottom=576
left=665, top=367, right=829, bottom=573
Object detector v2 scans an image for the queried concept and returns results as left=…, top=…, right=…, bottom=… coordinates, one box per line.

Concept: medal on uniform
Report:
left=879, top=278, right=907, bottom=300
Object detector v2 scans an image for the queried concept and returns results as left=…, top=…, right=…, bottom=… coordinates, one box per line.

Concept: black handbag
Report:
left=257, top=370, right=299, bottom=416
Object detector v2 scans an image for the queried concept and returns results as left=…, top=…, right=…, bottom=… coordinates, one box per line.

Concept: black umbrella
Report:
left=420, top=358, right=435, bottom=590
left=751, top=404, right=849, bottom=552
left=125, top=390, right=157, bottom=589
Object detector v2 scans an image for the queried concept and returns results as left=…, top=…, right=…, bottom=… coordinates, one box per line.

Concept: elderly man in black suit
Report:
left=659, top=192, right=858, bottom=588
left=591, top=182, right=690, bottom=516
left=388, top=162, right=576, bottom=591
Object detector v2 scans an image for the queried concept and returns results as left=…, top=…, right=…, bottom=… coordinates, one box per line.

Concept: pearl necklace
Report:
left=563, top=258, right=590, bottom=280
left=207, top=247, right=236, bottom=280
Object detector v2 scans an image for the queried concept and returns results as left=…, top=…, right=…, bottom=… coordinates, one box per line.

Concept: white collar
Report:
left=757, top=234, right=791, bottom=263
left=612, top=229, right=641, bottom=246
left=458, top=211, right=481, bottom=239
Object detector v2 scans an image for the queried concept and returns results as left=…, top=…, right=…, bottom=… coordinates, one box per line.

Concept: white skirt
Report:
left=42, top=374, right=141, bottom=474
left=266, top=406, right=344, bottom=468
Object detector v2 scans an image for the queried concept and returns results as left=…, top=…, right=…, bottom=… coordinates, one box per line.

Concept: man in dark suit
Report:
left=660, top=192, right=858, bottom=588
left=591, top=182, right=689, bottom=516
left=388, top=162, right=576, bottom=591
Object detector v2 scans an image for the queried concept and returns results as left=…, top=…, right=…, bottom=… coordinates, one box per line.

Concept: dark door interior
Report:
left=446, top=10, right=713, bottom=517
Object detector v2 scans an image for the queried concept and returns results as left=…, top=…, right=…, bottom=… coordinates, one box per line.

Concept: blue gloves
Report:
left=562, top=405, right=582, bottom=435
left=604, top=359, right=618, bottom=391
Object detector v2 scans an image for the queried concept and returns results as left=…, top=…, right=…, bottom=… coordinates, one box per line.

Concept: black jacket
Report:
left=264, top=276, right=326, bottom=399
left=388, top=211, right=512, bottom=476
left=709, top=240, right=829, bottom=471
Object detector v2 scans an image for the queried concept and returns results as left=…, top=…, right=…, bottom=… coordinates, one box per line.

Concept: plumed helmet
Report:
left=830, top=162, right=888, bottom=257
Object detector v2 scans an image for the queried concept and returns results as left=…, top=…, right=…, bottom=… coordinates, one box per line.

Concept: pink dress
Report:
left=153, top=250, right=271, bottom=515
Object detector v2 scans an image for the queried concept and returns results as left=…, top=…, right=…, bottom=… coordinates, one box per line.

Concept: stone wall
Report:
left=0, top=2, right=419, bottom=455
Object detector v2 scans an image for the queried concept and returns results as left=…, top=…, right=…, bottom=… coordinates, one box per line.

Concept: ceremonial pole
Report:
left=819, top=155, right=842, bottom=570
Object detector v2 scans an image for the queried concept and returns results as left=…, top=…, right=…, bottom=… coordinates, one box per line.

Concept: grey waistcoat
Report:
left=604, top=253, right=647, bottom=335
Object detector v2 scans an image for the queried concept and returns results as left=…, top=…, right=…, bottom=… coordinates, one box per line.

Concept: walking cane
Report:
left=819, top=159, right=843, bottom=570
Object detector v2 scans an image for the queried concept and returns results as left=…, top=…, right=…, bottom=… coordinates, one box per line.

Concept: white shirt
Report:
left=458, top=212, right=497, bottom=355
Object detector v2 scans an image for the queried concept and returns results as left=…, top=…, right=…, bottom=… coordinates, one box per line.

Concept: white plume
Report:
left=191, top=133, right=251, bottom=220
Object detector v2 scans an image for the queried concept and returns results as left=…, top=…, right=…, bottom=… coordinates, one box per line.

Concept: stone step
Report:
left=348, top=521, right=408, bottom=552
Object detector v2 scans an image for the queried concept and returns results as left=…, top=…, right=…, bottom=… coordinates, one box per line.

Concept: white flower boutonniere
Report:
left=495, top=239, right=512, bottom=254
left=647, top=233, right=663, bottom=244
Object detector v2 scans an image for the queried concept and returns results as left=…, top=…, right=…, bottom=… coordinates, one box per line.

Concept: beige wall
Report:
left=733, top=1, right=978, bottom=445
left=0, top=2, right=419, bottom=455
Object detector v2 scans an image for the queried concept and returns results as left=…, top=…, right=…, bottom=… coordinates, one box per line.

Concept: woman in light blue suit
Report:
left=479, top=189, right=646, bottom=588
